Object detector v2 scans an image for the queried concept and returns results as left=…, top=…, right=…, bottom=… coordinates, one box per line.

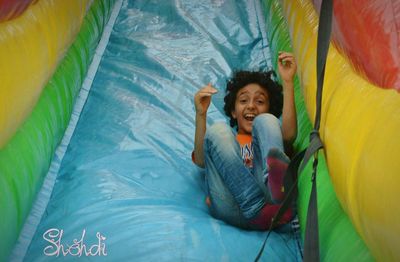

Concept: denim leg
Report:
left=204, top=122, right=265, bottom=221
left=251, top=113, right=284, bottom=202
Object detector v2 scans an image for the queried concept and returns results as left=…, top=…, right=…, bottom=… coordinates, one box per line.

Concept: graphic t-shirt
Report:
left=236, top=134, right=253, bottom=168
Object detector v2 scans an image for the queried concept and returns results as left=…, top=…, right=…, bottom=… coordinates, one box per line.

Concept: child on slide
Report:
left=193, top=51, right=298, bottom=230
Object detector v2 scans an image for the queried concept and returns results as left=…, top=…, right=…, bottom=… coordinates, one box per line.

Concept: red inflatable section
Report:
left=312, top=0, right=400, bottom=91
left=0, top=0, right=37, bottom=22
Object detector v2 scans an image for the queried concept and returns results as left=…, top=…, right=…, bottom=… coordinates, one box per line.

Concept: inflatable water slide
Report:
left=1, top=0, right=399, bottom=261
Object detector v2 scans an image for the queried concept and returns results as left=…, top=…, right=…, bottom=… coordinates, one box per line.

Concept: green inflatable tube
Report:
left=0, top=0, right=375, bottom=261
left=0, top=0, right=115, bottom=260
left=261, top=0, right=373, bottom=260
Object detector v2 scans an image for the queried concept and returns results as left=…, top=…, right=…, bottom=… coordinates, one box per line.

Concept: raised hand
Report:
left=277, top=51, right=298, bottom=145
left=194, top=83, right=218, bottom=116
left=277, top=51, right=297, bottom=84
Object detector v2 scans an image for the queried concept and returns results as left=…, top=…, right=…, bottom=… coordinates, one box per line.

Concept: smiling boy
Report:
left=193, top=52, right=297, bottom=230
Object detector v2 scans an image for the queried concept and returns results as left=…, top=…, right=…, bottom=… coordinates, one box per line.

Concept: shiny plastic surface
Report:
left=21, top=0, right=302, bottom=261
left=0, top=0, right=114, bottom=260
left=281, top=0, right=400, bottom=260
left=262, top=0, right=373, bottom=261
left=313, top=0, right=400, bottom=91
left=0, top=0, right=91, bottom=148
left=0, top=0, right=36, bottom=22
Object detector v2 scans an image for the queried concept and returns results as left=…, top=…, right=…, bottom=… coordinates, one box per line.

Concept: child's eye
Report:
left=239, top=99, right=248, bottom=103
left=256, top=100, right=265, bottom=104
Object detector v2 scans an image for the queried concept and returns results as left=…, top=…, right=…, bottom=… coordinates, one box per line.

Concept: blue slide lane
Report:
left=23, top=0, right=302, bottom=261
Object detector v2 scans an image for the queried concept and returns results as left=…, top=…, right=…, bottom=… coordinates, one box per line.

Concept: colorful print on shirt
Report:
left=236, top=134, right=253, bottom=168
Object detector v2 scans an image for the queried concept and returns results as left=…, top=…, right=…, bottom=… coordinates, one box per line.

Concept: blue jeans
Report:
left=204, top=113, right=284, bottom=228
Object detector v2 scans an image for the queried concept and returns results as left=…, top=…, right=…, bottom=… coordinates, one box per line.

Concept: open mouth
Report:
left=244, top=113, right=256, bottom=121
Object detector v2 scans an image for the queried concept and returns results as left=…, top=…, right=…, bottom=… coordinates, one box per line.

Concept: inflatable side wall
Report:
left=261, top=0, right=373, bottom=260
left=262, top=0, right=400, bottom=260
left=313, top=0, right=400, bottom=91
left=0, top=0, right=115, bottom=259
left=1, top=0, right=399, bottom=261
left=0, top=0, right=36, bottom=22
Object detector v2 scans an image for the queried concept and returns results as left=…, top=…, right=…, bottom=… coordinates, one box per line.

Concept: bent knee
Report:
left=206, top=122, right=231, bottom=136
left=254, top=113, right=279, bottom=123
left=205, top=122, right=235, bottom=143
left=254, top=113, right=280, bottom=128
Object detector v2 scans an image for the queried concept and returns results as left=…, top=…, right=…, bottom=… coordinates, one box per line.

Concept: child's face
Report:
left=231, top=83, right=270, bottom=134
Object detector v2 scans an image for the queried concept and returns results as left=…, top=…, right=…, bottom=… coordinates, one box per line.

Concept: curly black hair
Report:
left=223, top=70, right=283, bottom=128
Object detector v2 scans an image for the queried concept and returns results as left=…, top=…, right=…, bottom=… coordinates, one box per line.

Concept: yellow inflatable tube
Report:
left=0, top=0, right=92, bottom=148
left=283, top=0, right=400, bottom=260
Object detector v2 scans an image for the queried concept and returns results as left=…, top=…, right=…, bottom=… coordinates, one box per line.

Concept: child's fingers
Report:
left=202, top=83, right=218, bottom=94
left=195, top=88, right=217, bottom=100
left=198, top=92, right=213, bottom=97
left=278, top=53, right=294, bottom=61
left=278, top=51, right=295, bottom=60
left=278, top=51, right=292, bottom=56
left=194, top=84, right=218, bottom=102
left=279, top=55, right=295, bottom=66
left=280, top=59, right=295, bottom=66
left=206, top=83, right=218, bottom=91
left=198, top=91, right=216, bottom=99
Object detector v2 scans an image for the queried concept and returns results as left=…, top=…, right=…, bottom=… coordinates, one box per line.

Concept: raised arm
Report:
left=193, top=83, right=218, bottom=168
left=277, top=51, right=298, bottom=145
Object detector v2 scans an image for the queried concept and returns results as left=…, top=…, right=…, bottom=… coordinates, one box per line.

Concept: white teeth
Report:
left=244, top=114, right=255, bottom=121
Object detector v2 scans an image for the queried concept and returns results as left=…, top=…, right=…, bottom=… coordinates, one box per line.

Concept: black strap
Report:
left=303, top=156, right=320, bottom=261
left=303, top=0, right=332, bottom=260
left=315, top=0, right=333, bottom=131
left=254, top=150, right=305, bottom=261
left=255, top=0, right=333, bottom=260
